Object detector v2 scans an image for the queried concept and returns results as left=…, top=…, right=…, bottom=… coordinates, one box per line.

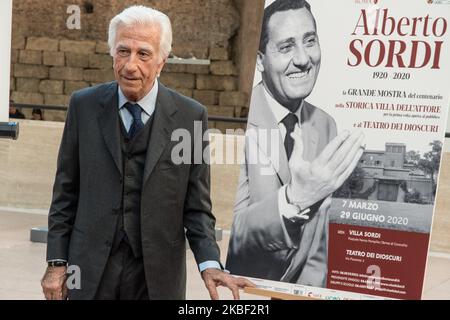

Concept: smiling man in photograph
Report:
left=227, top=0, right=364, bottom=287
left=41, top=5, right=252, bottom=300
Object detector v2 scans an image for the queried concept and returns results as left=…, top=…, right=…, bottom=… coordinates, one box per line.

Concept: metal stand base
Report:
left=0, top=122, right=19, bottom=140
left=30, top=226, right=48, bottom=243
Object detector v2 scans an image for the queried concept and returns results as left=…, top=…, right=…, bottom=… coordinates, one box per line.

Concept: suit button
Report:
left=105, top=241, right=112, bottom=247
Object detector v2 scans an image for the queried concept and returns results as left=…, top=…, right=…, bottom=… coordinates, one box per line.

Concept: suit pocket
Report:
left=155, top=162, right=188, bottom=200
left=157, top=161, right=180, bottom=171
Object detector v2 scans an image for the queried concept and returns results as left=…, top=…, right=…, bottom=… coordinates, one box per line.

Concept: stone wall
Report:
left=12, top=0, right=240, bottom=58
left=233, top=0, right=264, bottom=97
left=11, top=37, right=113, bottom=121
left=10, top=36, right=248, bottom=125
left=10, top=0, right=252, bottom=130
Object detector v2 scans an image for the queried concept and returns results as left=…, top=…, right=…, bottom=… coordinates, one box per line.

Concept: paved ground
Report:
left=0, top=210, right=449, bottom=300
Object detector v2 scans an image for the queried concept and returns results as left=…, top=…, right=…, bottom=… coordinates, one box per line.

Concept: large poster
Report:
left=0, top=0, right=13, bottom=122
left=226, top=0, right=450, bottom=300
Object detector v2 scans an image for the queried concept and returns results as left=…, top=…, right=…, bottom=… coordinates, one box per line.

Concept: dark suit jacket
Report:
left=47, top=81, right=220, bottom=300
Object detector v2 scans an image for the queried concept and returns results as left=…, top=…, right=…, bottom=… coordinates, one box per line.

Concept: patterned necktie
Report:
left=124, top=102, right=144, bottom=139
left=281, top=113, right=299, bottom=160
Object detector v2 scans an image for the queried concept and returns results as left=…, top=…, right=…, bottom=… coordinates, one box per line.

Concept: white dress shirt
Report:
left=118, top=80, right=158, bottom=130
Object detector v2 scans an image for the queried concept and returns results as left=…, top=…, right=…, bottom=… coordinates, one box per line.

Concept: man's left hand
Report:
left=201, top=268, right=255, bottom=300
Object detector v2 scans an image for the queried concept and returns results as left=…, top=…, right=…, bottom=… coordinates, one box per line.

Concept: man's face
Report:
left=113, top=24, right=166, bottom=102
left=258, top=8, right=321, bottom=109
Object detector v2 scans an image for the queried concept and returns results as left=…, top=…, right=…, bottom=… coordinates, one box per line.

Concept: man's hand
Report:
left=41, top=266, right=68, bottom=300
left=201, top=268, right=256, bottom=300
left=287, top=127, right=365, bottom=209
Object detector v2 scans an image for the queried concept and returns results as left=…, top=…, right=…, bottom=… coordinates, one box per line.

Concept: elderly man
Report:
left=41, top=5, right=252, bottom=300
left=227, top=0, right=364, bottom=287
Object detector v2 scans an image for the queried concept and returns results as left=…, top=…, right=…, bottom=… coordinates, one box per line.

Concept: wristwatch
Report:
left=285, top=187, right=311, bottom=221
left=48, top=260, right=68, bottom=267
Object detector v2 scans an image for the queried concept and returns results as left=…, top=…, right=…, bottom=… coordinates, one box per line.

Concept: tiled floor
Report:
left=0, top=210, right=448, bottom=300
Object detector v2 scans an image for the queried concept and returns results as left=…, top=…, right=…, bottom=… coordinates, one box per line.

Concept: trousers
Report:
left=94, top=240, right=148, bottom=300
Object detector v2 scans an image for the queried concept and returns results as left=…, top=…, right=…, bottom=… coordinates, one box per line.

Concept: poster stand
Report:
left=0, top=122, right=19, bottom=140
left=244, top=287, right=320, bottom=300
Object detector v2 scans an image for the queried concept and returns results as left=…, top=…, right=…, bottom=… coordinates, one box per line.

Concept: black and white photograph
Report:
left=331, top=140, right=441, bottom=233
left=227, top=0, right=450, bottom=300
left=226, top=0, right=365, bottom=288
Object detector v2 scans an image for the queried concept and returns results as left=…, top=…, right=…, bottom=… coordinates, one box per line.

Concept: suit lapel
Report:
left=97, top=82, right=123, bottom=176
left=248, top=84, right=290, bottom=185
left=248, top=85, right=322, bottom=183
left=142, top=83, right=177, bottom=186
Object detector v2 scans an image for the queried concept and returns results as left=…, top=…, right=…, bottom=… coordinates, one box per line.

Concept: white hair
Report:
left=108, top=5, right=172, bottom=61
